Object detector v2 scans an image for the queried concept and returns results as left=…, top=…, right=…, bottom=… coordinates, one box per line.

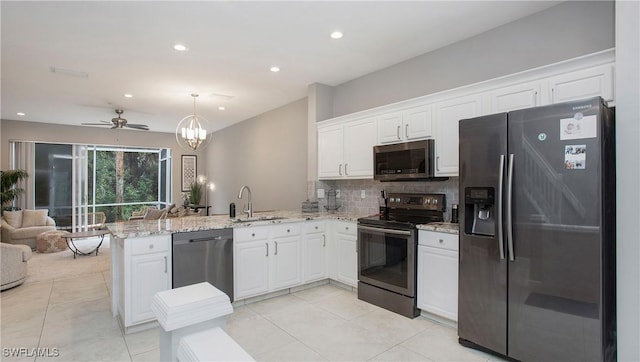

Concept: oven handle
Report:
left=358, top=225, right=412, bottom=236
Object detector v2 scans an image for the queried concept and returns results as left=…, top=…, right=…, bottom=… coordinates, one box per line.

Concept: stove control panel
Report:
left=387, top=193, right=446, bottom=211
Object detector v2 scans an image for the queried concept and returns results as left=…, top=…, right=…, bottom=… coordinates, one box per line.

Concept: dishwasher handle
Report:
left=172, top=235, right=231, bottom=245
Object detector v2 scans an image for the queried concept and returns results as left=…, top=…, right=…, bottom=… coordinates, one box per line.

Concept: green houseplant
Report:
left=189, top=181, right=202, bottom=205
left=1, top=169, right=29, bottom=210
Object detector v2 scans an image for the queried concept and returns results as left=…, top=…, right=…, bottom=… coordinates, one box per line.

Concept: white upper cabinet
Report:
left=433, top=95, right=482, bottom=177
left=487, top=81, right=542, bottom=113
left=344, top=118, right=377, bottom=178
left=378, top=111, right=404, bottom=144
left=404, top=105, right=433, bottom=140
left=378, top=106, right=432, bottom=144
left=316, top=51, right=614, bottom=180
left=317, top=124, right=344, bottom=179
left=318, top=117, right=376, bottom=180
left=548, top=64, right=613, bottom=104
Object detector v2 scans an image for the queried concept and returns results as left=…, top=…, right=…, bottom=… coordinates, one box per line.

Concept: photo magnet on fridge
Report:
left=565, top=145, right=586, bottom=169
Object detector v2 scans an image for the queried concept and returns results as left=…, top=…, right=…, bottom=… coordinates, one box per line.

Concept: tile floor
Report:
left=1, top=242, right=502, bottom=361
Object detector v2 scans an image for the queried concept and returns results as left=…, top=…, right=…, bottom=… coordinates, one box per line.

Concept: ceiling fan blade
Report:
left=125, top=124, right=149, bottom=130
left=82, top=122, right=112, bottom=126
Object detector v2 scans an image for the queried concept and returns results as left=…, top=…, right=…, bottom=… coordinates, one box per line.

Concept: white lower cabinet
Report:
left=234, top=235, right=270, bottom=298
left=234, top=220, right=357, bottom=300
left=270, top=225, right=302, bottom=290
left=116, top=234, right=171, bottom=331
left=333, top=221, right=358, bottom=288
left=417, top=230, right=458, bottom=322
left=303, top=221, right=327, bottom=283
left=234, top=224, right=302, bottom=300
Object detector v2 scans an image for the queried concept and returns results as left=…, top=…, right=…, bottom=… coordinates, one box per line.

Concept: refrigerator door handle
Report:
left=506, top=153, right=515, bottom=261
left=497, top=154, right=506, bottom=260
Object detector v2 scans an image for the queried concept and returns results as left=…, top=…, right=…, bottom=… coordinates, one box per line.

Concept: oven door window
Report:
left=358, top=227, right=415, bottom=296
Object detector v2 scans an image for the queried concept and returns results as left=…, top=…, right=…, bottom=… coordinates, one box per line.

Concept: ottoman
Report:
left=36, top=230, right=70, bottom=253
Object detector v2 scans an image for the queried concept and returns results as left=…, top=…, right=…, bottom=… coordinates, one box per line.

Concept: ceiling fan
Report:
left=82, top=109, right=149, bottom=130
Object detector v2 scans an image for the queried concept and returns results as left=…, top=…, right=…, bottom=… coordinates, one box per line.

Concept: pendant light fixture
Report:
left=175, top=93, right=212, bottom=151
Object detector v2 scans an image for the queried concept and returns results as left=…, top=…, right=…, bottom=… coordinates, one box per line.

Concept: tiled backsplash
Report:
left=307, top=178, right=459, bottom=222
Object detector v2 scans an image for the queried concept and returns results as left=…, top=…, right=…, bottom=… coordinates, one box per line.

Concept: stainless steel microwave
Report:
left=374, top=140, right=443, bottom=181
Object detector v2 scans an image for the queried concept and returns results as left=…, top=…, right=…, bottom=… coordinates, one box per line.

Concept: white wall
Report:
left=332, top=1, right=615, bottom=117
left=615, top=1, right=640, bottom=360
left=0, top=120, right=203, bottom=204
left=207, top=98, right=307, bottom=215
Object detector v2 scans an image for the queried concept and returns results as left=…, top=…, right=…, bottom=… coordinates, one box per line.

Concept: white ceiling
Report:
left=1, top=1, right=559, bottom=134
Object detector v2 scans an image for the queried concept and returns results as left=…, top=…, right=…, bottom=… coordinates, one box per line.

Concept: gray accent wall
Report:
left=0, top=119, right=199, bottom=206
left=332, top=1, right=615, bottom=117
left=208, top=98, right=307, bottom=215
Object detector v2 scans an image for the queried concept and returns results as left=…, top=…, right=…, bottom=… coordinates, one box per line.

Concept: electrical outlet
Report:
left=361, top=190, right=366, bottom=199
left=317, top=189, right=325, bottom=198
left=336, top=189, right=341, bottom=198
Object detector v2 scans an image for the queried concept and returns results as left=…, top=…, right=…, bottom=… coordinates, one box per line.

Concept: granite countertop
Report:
left=417, top=222, right=460, bottom=235
left=106, top=210, right=366, bottom=239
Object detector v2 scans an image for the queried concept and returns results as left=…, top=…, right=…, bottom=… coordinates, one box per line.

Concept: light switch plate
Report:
left=317, top=189, right=325, bottom=198
left=336, top=190, right=341, bottom=198
left=361, top=190, right=366, bottom=199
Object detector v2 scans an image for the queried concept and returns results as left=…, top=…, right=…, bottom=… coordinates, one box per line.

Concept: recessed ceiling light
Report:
left=218, top=106, right=226, bottom=111
left=173, top=44, right=188, bottom=51
left=270, top=66, right=280, bottom=73
left=330, top=31, right=343, bottom=39
left=17, top=112, right=25, bottom=116
left=123, top=94, right=133, bottom=98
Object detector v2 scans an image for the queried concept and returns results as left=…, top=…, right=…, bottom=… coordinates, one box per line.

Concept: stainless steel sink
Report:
left=231, top=216, right=287, bottom=223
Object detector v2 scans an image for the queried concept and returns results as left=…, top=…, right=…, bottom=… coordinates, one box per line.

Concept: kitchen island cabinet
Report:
left=109, top=213, right=362, bottom=330
left=112, top=234, right=171, bottom=334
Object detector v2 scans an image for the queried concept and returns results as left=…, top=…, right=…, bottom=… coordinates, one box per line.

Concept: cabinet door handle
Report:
left=344, top=164, right=348, bottom=176
left=339, top=164, right=343, bottom=176
left=436, top=156, right=440, bottom=171
left=274, top=241, right=278, bottom=255
left=265, top=242, right=269, bottom=257
left=439, top=239, right=444, bottom=243
left=405, top=124, right=409, bottom=139
left=322, top=234, right=326, bottom=247
left=397, top=125, right=401, bottom=140
left=164, top=256, right=167, bottom=273
left=534, top=91, right=538, bottom=106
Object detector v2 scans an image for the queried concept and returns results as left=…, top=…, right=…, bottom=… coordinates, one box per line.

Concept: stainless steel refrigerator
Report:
left=458, top=96, right=616, bottom=361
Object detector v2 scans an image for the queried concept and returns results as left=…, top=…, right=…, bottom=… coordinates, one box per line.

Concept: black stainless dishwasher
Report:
left=172, top=228, right=234, bottom=301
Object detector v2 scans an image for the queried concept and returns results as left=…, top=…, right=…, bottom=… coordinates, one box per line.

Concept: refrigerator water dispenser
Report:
left=464, top=187, right=496, bottom=236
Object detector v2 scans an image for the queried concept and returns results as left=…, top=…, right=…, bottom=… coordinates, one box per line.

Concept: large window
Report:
left=30, top=142, right=171, bottom=229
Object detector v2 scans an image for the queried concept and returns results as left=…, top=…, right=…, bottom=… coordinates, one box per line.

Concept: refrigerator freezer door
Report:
left=458, top=113, right=508, bottom=355
left=506, top=99, right=606, bottom=361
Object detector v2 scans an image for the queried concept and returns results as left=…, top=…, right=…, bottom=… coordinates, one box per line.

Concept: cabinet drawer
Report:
left=131, top=236, right=169, bottom=255
left=335, top=222, right=356, bottom=236
left=304, top=221, right=326, bottom=234
left=235, top=226, right=269, bottom=242
left=272, top=223, right=301, bottom=238
left=419, top=231, right=458, bottom=251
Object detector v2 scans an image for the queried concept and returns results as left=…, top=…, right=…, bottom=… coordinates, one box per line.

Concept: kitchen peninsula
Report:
left=107, top=211, right=363, bottom=334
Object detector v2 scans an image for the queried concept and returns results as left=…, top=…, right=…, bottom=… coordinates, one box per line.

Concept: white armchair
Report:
left=1, top=210, right=57, bottom=249
left=1, top=242, right=32, bottom=290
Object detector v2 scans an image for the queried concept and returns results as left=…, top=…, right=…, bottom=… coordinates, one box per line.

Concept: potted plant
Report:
left=188, top=181, right=202, bottom=205
left=1, top=169, right=29, bottom=211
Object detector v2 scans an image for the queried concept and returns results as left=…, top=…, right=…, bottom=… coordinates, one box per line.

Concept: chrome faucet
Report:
left=237, top=185, right=253, bottom=218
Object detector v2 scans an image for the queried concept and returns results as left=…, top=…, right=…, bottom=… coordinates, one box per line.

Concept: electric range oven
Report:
left=357, top=193, right=445, bottom=318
